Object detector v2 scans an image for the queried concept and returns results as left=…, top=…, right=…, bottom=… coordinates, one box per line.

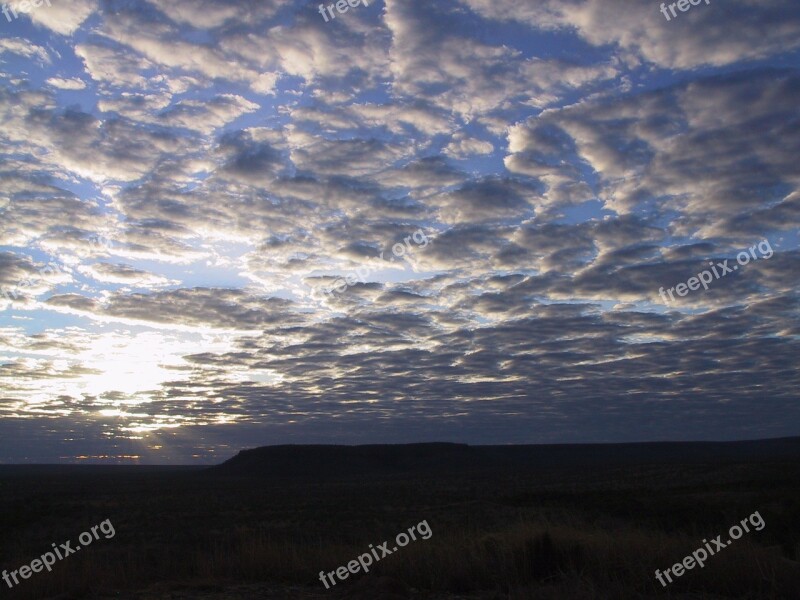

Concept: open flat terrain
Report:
left=1, top=440, right=799, bottom=599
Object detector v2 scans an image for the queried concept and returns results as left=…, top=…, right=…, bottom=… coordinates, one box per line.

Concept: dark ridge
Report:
left=208, top=436, right=800, bottom=479
left=208, top=442, right=480, bottom=478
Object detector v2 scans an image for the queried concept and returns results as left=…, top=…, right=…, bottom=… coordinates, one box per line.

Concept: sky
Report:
left=0, top=0, right=799, bottom=464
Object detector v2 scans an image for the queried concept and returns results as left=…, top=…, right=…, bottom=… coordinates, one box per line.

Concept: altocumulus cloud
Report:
left=0, top=0, right=798, bottom=464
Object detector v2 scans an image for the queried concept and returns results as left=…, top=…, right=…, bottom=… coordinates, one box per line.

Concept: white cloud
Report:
left=29, top=0, right=97, bottom=35
left=444, top=133, right=494, bottom=158
left=0, top=38, right=50, bottom=62
left=460, top=0, right=800, bottom=70
left=46, top=77, right=87, bottom=90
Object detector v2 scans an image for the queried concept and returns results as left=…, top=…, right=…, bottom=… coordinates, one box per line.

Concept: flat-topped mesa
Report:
left=207, top=437, right=800, bottom=480
left=211, top=442, right=479, bottom=479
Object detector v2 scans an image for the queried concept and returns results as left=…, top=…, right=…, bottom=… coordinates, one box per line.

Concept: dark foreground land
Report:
left=1, top=439, right=800, bottom=599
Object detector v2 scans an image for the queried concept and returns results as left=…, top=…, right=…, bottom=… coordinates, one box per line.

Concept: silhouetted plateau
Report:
left=212, top=437, right=800, bottom=479
left=2, top=438, right=799, bottom=599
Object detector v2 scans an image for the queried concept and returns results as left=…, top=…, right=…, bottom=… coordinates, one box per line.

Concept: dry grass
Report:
left=18, top=518, right=791, bottom=599
left=1, top=463, right=799, bottom=599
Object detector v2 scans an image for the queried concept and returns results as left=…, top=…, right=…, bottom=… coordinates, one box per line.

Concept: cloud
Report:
left=0, top=252, right=72, bottom=304
left=460, top=0, right=800, bottom=70
left=45, top=77, right=87, bottom=90
left=0, top=0, right=798, bottom=461
left=157, top=94, right=260, bottom=134
left=77, top=262, right=178, bottom=287
left=505, top=69, right=800, bottom=238
left=444, top=132, right=494, bottom=159
left=0, top=38, right=50, bottom=62
left=146, top=0, right=283, bottom=29
left=47, top=287, right=305, bottom=331
left=29, top=0, right=97, bottom=35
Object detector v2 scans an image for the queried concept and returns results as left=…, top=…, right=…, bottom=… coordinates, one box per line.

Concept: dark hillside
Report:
left=210, top=436, right=800, bottom=479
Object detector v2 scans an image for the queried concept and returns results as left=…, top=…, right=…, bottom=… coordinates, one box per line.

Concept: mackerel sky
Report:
left=1, top=0, right=799, bottom=463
